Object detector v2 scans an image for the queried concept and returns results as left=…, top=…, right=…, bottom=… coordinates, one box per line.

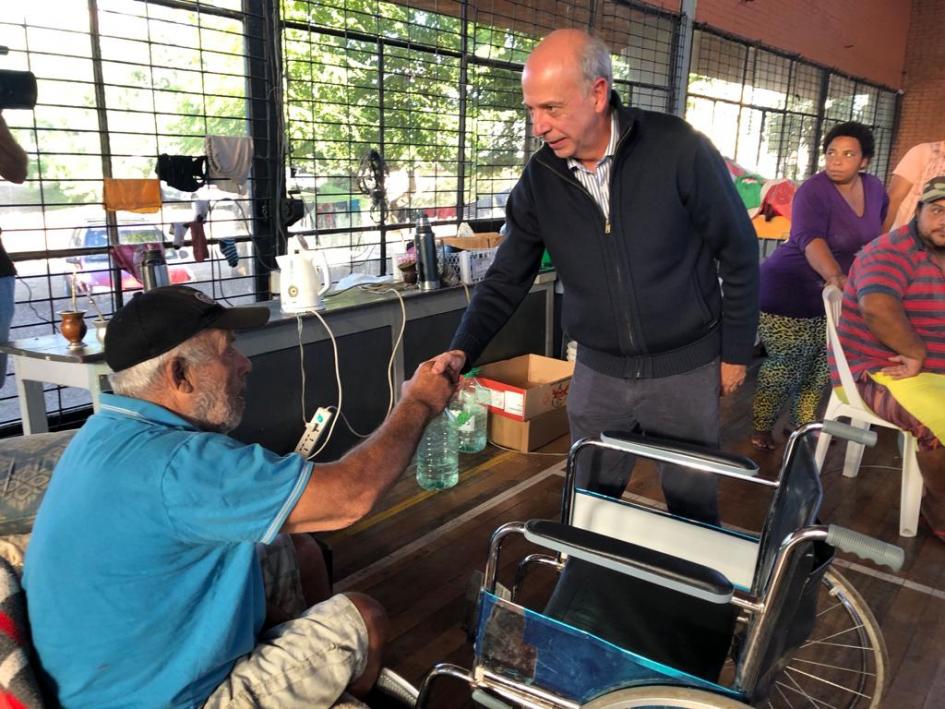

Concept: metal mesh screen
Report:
left=686, top=27, right=898, bottom=183
left=281, top=0, right=681, bottom=277
left=0, top=0, right=273, bottom=427
left=0, top=3, right=907, bottom=432
left=1, top=0, right=680, bottom=430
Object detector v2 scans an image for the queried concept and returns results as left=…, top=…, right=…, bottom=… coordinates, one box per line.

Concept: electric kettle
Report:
left=276, top=236, right=332, bottom=312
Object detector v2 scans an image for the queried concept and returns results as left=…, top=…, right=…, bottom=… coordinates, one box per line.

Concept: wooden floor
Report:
left=324, top=358, right=945, bottom=708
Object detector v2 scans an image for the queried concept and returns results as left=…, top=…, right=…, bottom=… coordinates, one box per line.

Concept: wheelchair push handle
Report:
left=821, top=420, right=878, bottom=447
left=826, top=524, right=904, bottom=571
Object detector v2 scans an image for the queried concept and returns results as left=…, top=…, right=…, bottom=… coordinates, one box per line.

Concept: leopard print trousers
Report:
left=751, top=312, right=829, bottom=433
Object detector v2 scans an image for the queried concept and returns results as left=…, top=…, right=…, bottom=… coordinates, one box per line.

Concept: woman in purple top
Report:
left=751, top=122, right=888, bottom=450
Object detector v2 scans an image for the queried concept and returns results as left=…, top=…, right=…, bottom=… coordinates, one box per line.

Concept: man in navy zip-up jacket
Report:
left=433, top=29, right=758, bottom=522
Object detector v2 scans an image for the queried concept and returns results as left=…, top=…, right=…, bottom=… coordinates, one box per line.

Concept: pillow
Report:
left=0, top=556, right=45, bottom=708
left=0, top=431, right=75, bottom=537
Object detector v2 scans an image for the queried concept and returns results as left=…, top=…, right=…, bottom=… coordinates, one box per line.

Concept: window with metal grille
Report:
left=0, top=0, right=273, bottom=429
left=280, top=0, right=681, bottom=278
left=685, top=27, right=898, bottom=183
left=0, top=0, right=682, bottom=430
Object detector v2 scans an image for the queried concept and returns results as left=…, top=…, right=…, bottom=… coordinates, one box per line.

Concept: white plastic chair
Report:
left=815, top=285, right=923, bottom=537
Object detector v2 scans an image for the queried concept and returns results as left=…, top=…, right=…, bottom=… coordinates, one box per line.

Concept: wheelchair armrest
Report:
left=599, top=431, right=763, bottom=482
left=523, top=519, right=734, bottom=604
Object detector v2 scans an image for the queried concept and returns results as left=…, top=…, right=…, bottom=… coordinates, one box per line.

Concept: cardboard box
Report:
left=489, top=405, right=570, bottom=452
left=477, top=354, right=574, bottom=421
left=439, top=233, right=503, bottom=251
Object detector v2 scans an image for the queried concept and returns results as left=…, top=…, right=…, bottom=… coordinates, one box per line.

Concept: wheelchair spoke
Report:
left=774, top=685, right=836, bottom=709
left=777, top=672, right=838, bottom=708
left=788, top=658, right=876, bottom=676
left=773, top=683, right=797, bottom=708
left=797, top=640, right=874, bottom=652
left=784, top=667, right=872, bottom=699
left=815, top=601, right=844, bottom=618
left=801, top=623, right=866, bottom=647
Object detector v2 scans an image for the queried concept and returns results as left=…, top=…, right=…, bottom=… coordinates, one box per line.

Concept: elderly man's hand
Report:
left=720, top=362, right=746, bottom=396
left=881, top=354, right=923, bottom=380
left=429, top=349, right=466, bottom=381
left=402, top=359, right=461, bottom=419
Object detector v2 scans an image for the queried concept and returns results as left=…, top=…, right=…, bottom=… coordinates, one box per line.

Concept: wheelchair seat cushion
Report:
left=0, top=557, right=45, bottom=709
left=544, top=558, right=738, bottom=682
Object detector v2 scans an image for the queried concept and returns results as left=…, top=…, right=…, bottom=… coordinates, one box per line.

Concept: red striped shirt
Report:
left=833, top=224, right=945, bottom=383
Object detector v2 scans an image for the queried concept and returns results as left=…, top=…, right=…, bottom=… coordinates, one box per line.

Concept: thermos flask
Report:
left=414, top=212, right=440, bottom=291
left=140, top=248, right=170, bottom=291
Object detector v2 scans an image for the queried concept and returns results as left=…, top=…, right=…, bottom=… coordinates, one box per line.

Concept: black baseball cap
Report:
left=104, top=285, right=270, bottom=372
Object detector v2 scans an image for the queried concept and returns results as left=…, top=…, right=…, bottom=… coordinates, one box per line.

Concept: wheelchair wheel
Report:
left=770, top=568, right=887, bottom=709
left=582, top=685, right=750, bottom=708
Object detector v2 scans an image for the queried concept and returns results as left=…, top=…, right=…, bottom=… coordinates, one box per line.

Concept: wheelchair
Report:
left=414, top=421, right=903, bottom=708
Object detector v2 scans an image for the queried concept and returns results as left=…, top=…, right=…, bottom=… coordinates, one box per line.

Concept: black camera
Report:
left=0, top=47, right=37, bottom=110
left=0, top=70, right=37, bottom=110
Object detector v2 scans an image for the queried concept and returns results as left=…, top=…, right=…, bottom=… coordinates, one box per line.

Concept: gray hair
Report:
left=579, top=34, right=613, bottom=90
left=109, top=331, right=217, bottom=398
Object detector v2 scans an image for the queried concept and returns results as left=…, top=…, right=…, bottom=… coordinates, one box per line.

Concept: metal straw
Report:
left=87, top=294, right=105, bottom=319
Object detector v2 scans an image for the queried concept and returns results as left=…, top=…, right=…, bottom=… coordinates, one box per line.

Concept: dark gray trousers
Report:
left=567, top=357, right=721, bottom=524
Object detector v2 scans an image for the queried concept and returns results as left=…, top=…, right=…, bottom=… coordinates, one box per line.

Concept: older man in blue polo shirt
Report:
left=24, top=286, right=456, bottom=708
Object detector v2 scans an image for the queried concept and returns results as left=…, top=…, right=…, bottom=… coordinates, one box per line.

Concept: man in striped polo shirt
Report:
left=836, top=175, right=945, bottom=540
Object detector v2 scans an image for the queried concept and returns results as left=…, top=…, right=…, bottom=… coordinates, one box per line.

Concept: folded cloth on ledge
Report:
left=333, top=273, right=393, bottom=292
left=206, top=135, right=253, bottom=194
left=103, top=178, right=162, bottom=213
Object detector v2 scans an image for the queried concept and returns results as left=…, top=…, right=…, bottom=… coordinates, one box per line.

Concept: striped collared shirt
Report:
left=834, top=222, right=945, bottom=382
left=567, top=111, right=620, bottom=217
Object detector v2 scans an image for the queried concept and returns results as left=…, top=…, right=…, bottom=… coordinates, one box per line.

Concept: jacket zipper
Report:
left=603, top=128, right=639, bottom=371
left=536, top=141, right=640, bottom=364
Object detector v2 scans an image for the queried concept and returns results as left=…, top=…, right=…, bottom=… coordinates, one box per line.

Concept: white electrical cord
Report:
left=387, top=289, right=407, bottom=414
left=337, top=408, right=370, bottom=440
left=295, top=309, right=343, bottom=459
left=487, top=440, right=565, bottom=457
left=289, top=285, right=414, bottom=456
left=306, top=307, right=342, bottom=458
left=296, top=313, right=308, bottom=426
left=311, top=284, right=408, bottom=444
left=360, top=286, right=407, bottom=416
left=293, top=287, right=563, bottom=458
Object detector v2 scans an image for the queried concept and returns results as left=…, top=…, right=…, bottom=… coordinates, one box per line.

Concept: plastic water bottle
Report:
left=415, top=410, right=459, bottom=490
left=455, top=378, right=488, bottom=453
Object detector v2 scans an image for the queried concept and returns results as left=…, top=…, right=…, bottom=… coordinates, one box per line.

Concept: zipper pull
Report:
left=605, top=220, right=611, bottom=234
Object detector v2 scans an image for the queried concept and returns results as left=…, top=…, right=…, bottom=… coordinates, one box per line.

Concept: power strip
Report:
left=295, top=407, right=334, bottom=457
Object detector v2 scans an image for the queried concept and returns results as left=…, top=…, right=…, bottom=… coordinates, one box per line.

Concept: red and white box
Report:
left=476, top=354, right=573, bottom=422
